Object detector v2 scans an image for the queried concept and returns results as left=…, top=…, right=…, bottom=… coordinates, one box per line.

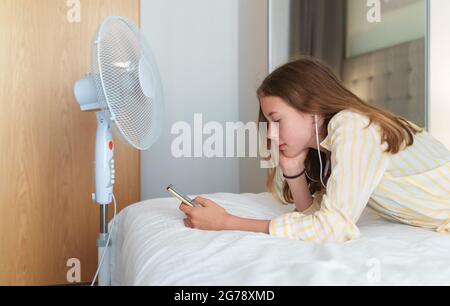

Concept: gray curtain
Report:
left=290, top=0, right=345, bottom=78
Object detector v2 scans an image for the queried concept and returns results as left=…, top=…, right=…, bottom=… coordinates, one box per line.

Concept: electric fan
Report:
left=73, top=16, right=164, bottom=286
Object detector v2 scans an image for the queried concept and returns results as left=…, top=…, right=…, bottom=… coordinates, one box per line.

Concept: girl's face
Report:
left=260, top=96, right=326, bottom=158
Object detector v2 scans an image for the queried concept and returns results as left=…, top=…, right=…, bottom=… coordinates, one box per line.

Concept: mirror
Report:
left=269, top=0, right=428, bottom=128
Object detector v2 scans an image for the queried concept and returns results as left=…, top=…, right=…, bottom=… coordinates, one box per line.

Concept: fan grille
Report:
left=91, top=17, right=164, bottom=150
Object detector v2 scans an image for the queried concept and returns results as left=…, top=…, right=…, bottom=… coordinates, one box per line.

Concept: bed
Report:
left=109, top=192, right=450, bottom=286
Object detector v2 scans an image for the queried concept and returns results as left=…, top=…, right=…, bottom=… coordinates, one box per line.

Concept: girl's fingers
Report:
left=179, top=203, right=193, bottom=216
left=184, top=218, right=193, bottom=228
left=193, top=197, right=211, bottom=207
left=193, top=197, right=206, bottom=206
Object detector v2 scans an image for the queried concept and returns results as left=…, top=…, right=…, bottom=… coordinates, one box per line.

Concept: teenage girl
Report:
left=179, top=57, right=450, bottom=243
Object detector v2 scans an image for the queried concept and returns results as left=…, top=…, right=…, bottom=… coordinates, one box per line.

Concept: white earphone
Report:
left=314, top=114, right=328, bottom=189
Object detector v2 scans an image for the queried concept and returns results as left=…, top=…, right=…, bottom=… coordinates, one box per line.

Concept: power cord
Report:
left=91, top=194, right=117, bottom=286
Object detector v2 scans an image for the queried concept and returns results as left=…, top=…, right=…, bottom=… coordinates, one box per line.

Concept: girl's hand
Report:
left=179, top=197, right=232, bottom=231
left=279, top=149, right=309, bottom=177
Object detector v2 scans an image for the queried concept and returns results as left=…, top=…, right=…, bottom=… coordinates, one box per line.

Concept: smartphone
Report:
left=166, top=184, right=197, bottom=207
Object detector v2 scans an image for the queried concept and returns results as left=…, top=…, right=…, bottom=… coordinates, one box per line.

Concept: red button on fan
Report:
left=109, top=141, right=113, bottom=150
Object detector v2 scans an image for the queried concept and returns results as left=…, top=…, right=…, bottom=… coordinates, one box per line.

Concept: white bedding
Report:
left=109, top=192, right=450, bottom=286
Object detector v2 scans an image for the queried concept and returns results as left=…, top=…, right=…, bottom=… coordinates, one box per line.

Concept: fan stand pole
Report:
left=93, top=111, right=114, bottom=286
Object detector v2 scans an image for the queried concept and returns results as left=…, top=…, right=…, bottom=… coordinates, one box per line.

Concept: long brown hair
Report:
left=257, top=56, right=423, bottom=204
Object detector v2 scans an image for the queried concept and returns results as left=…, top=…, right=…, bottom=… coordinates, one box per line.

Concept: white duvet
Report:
left=110, top=192, right=450, bottom=286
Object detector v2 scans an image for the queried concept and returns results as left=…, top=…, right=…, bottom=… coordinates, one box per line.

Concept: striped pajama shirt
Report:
left=269, top=110, right=450, bottom=242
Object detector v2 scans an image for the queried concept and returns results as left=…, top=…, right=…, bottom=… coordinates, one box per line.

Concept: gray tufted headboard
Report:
left=342, top=38, right=426, bottom=127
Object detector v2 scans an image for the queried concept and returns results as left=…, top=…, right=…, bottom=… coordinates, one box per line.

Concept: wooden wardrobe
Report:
left=0, top=0, right=141, bottom=285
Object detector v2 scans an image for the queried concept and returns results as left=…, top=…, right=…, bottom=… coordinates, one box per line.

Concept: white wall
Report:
left=140, top=0, right=269, bottom=199
left=140, top=0, right=240, bottom=199
left=429, top=0, right=450, bottom=149
left=238, top=0, right=268, bottom=193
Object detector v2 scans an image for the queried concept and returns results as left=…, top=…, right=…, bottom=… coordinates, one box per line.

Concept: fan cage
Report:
left=90, top=16, right=164, bottom=150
